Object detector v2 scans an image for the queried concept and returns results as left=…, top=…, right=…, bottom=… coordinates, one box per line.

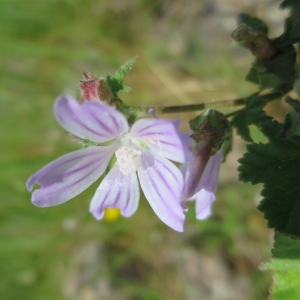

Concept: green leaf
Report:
left=231, top=93, right=267, bottom=142
left=263, top=233, right=300, bottom=299
left=113, top=56, right=137, bottom=83
left=245, top=45, right=296, bottom=92
left=238, top=117, right=300, bottom=237
left=278, top=96, right=300, bottom=145
left=280, top=0, right=300, bottom=43
left=238, top=13, right=269, bottom=35
left=118, top=85, right=132, bottom=93
left=106, top=57, right=137, bottom=96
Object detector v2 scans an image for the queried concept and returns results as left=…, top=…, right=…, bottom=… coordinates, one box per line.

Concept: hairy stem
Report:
left=137, top=97, right=246, bottom=114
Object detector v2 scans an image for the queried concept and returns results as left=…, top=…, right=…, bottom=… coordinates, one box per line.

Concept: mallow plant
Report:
left=26, top=1, right=300, bottom=298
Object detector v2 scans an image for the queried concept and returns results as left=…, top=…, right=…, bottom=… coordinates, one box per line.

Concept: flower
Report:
left=189, top=149, right=223, bottom=220
left=27, top=95, right=187, bottom=231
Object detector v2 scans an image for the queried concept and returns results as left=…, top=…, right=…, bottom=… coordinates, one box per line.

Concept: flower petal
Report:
left=195, top=189, right=215, bottom=220
left=196, top=149, right=223, bottom=193
left=54, top=95, right=129, bottom=143
left=89, top=165, right=140, bottom=219
left=138, top=151, right=185, bottom=232
left=130, top=118, right=187, bottom=163
left=27, top=144, right=117, bottom=207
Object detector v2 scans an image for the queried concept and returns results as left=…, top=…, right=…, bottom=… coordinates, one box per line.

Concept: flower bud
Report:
left=181, top=109, right=229, bottom=200
left=80, top=72, right=112, bottom=104
left=231, top=23, right=276, bottom=61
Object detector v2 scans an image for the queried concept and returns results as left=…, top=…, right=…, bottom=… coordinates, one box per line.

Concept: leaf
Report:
left=280, top=0, right=300, bottom=43
left=113, top=56, right=137, bottom=83
left=106, top=57, right=137, bottom=96
left=277, top=96, right=300, bottom=145
left=238, top=13, right=269, bottom=35
left=238, top=117, right=300, bottom=237
left=231, top=93, right=267, bottom=142
left=118, top=85, right=132, bottom=93
left=263, top=233, right=300, bottom=300
left=245, top=45, right=296, bottom=92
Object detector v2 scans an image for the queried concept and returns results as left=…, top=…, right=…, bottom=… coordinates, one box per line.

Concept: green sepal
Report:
left=222, top=126, right=233, bottom=161
left=106, top=153, right=117, bottom=174
left=73, top=137, right=98, bottom=148
left=189, top=109, right=230, bottom=155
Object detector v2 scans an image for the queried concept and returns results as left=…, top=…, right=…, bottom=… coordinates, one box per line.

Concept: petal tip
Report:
left=31, top=192, right=47, bottom=207
left=89, top=208, right=104, bottom=220
left=26, top=175, right=36, bottom=192
left=175, top=226, right=184, bottom=233
left=165, top=212, right=185, bottom=232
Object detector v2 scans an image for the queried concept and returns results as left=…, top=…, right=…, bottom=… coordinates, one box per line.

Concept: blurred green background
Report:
left=0, top=0, right=287, bottom=299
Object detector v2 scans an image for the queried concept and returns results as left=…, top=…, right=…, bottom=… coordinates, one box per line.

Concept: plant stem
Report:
left=138, top=97, right=246, bottom=114
left=225, top=108, right=245, bottom=118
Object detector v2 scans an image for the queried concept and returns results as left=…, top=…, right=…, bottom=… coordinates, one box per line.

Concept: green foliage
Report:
left=280, top=0, right=300, bottom=43
left=264, top=233, right=300, bottom=299
left=232, top=4, right=297, bottom=144
left=222, top=126, right=233, bottom=161
left=278, top=97, right=300, bottom=145
left=238, top=111, right=300, bottom=237
left=238, top=13, right=269, bottom=35
left=236, top=3, right=300, bottom=286
left=241, top=7, right=297, bottom=94
left=231, top=93, right=270, bottom=142
left=106, top=57, right=137, bottom=96
left=245, top=45, right=296, bottom=92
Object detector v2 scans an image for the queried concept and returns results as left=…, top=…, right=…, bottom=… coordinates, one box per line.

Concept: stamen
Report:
left=115, top=147, right=142, bottom=176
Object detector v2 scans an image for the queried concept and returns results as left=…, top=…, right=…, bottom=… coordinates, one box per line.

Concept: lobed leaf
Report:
left=238, top=116, right=300, bottom=236
left=280, top=0, right=300, bottom=43
left=245, top=45, right=296, bottom=92
left=238, top=13, right=269, bottom=35
left=231, top=93, right=268, bottom=142
left=278, top=97, right=300, bottom=145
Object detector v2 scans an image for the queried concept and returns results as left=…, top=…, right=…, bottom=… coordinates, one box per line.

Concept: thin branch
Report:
left=138, top=97, right=246, bottom=114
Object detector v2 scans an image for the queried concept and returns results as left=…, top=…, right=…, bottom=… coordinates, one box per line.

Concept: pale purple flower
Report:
left=27, top=95, right=187, bottom=231
left=181, top=149, right=223, bottom=219
left=190, top=149, right=223, bottom=220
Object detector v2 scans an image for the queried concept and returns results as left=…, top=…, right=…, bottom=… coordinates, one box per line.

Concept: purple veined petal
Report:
left=196, top=149, right=223, bottom=193
left=171, top=119, right=193, bottom=162
left=89, top=165, right=140, bottom=219
left=27, top=143, right=118, bottom=207
left=54, top=95, right=129, bottom=143
left=130, top=118, right=187, bottom=163
left=179, top=136, right=195, bottom=181
left=138, top=150, right=185, bottom=232
left=195, top=189, right=216, bottom=220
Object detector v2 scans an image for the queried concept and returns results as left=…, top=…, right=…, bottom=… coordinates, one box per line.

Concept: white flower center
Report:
left=115, top=146, right=142, bottom=176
